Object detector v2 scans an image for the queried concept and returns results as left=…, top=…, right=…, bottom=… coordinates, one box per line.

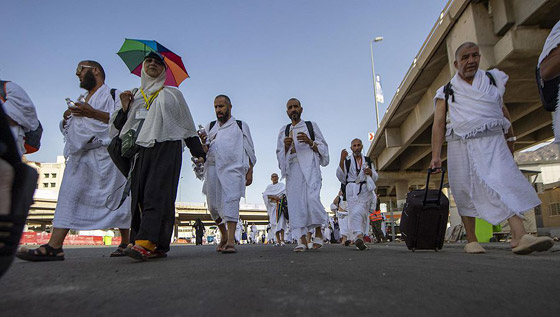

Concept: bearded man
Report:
left=199, top=95, right=257, bottom=254
left=17, top=60, right=132, bottom=261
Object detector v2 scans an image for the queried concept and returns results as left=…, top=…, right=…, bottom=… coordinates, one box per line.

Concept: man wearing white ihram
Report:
left=336, top=138, right=377, bottom=250
left=200, top=95, right=256, bottom=254
left=276, top=98, right=329, bottom=252
left=330, top=191, right=349, bottom=245
left=17, top=61, right=132, bottom=261
left=431, top=42, right=554, bottom=255
left=262, top=173, right=287, bottom=246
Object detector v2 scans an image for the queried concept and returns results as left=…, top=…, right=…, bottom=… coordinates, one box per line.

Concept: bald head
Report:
left=453, top=42, right=480, bottom=83
left=454, top=42, right=478, bottom=61
left=288, top=98, right=301, bottom=106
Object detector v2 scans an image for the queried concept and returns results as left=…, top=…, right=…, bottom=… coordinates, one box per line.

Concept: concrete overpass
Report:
left=367, top=0, right=560, bottom=207
left=27, top=198, right=269, bottom=232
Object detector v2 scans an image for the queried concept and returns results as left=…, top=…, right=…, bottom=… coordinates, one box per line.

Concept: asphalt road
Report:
left=1, top=242, right=559, bottom=316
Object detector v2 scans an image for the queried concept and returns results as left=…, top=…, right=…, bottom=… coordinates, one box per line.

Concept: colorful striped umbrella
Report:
left=117, top=38, right=189, bottom=87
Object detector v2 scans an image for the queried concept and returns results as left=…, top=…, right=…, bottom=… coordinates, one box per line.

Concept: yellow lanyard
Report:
left=140, top=88, right=163, bottom=110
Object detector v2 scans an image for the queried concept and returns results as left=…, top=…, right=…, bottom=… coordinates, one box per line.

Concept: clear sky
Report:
left=2, top=0, right=448, bottom=207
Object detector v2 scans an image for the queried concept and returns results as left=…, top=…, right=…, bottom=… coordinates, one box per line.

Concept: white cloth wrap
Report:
left=434, top=69, right=510, bottom=139
left=262, top=182, right=287, bottom=233
left=435, top=69, right=541, bottom=225
left=284, top=153, right=328, bottom=239
left=336, top=154, right=378, bottom=238
left=53, top=86, right=131, bottom=230
left=62, top=84, right=118, bottom=157
left=447, top=132, right=541, bottom=225
left=202, top=117, right=256, bottom=223
left=1, top=81, right=39, bottom=155
left=276, top=120, right=329, bottom=239
left=235, top=222, right=242, bottom=241
left=330, top=200, right=349, bottom=237
left=110, top=65, right=197, bottom=148
left=276, top=120, right=329, bottom=189
left=538, top=21, right=560, bottom=144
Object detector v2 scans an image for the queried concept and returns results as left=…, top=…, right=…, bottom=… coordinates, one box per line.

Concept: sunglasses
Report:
left=76, top=65, right=95, bottom=74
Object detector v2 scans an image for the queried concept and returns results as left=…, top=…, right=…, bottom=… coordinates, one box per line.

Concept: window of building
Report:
left=549, top=203, right=560, bottom=216
left=43, top=183, right=48, bottom=188
left=44, top=173, right=49, bottom=178
left=50, top=183, right=56, bottom=188
left=51, top=173, right=57, bottom=178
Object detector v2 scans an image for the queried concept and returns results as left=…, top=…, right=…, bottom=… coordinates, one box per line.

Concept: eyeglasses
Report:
left=76, top=65, right=95, bottom=74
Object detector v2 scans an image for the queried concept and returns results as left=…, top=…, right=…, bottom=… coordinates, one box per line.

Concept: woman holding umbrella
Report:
left=110, top=50, right=204, bottom=261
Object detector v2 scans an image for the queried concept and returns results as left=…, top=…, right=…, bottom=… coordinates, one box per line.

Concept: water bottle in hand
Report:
left=191, top=157, right=205, bottom=180
left=66, top=98, right=77, bottom=109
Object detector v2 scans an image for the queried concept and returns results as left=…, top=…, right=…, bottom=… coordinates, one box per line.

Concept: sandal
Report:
left=512, top=235, right=554, bottom=255
left=293, top=244, right=307, bottom=252
left=110, top=243, right=128, bottom=257
left=147, top=250, right=168, bottom=259
left=312, top=237, right=323, bottom=250
left=216, top=241, right=227, bottom=252
left=123, top=245, right=150, bottom=261
left=16, top=244, right=65, bottom=262
left=221, top=245, right=237, bottom=254
left=355, top=238, right=368, bottom=251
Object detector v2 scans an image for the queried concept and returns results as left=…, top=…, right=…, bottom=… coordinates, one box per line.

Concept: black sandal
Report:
left=110, top=243, right=128, bottom=257
left=16, top=244, right=65, bottom=262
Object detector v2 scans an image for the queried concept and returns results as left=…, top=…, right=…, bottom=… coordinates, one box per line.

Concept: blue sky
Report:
left=2, top=0, right=448, bottom=206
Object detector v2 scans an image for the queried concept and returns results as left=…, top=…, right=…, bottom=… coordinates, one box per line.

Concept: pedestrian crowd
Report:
left=1, top=29, right=559, bottom=264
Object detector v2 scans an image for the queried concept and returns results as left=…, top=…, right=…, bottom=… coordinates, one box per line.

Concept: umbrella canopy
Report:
left=117, top=39, right=189, bottom=87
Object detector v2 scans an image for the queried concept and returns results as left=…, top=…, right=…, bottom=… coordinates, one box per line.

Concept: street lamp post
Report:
left=370, top=36, right=383, bottom=129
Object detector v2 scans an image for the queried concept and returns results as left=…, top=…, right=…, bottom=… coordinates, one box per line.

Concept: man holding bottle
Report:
left=17, top=60, right=132, bottom=261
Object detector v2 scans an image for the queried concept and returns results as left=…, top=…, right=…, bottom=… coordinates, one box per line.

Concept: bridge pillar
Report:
left=395, top=181, right=409, bottom=209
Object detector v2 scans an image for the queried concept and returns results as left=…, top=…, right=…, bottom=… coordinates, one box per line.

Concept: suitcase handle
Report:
left=423, top=168, right=446, bottom=206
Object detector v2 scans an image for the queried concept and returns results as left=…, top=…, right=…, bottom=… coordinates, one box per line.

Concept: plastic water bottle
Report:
left=191, top=157, right=205, bottom=180
left=65, top=98, right=76, bottom=108
left=197, top=124, right=206, bottom=136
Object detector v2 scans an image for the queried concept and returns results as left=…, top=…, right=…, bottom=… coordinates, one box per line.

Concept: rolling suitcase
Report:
left=400, top=168, right=449, bottom=251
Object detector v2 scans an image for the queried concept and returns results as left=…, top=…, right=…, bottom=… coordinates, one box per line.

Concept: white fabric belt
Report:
left=446, top=129, right=503, bottom=142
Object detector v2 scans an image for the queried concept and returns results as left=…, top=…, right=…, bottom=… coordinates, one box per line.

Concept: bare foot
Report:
left=216, top=239, right=228, bottom=252
left=509, top=239, right=521, bottom=249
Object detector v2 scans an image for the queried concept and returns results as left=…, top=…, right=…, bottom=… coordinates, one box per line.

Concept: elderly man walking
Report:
left=17, top=60, right=132, bottom=261
left=336, top=138, right=377, bottom=250
left=111, top=52, right=204, bottom=261
left=199, top=95, right=256, bottom=254
left=276, top=98, right=329, bottom=252
left=431, top=42, right=553, bottom=255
